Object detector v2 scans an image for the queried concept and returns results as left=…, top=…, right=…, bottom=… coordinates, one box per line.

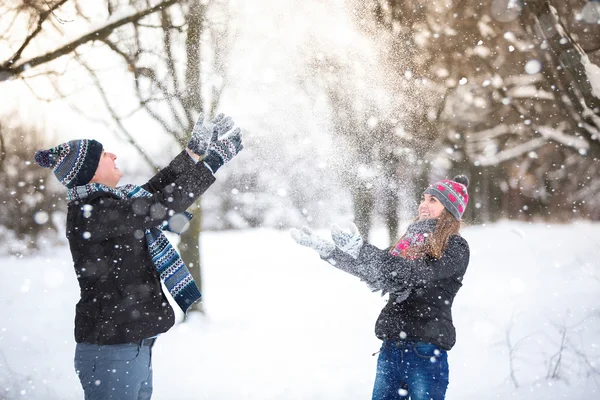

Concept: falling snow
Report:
left=0, top=0, right=599, bottom=399
left=0, top=222, right=598, bottom=399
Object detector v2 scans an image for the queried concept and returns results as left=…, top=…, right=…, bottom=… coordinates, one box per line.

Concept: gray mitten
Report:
left=211, top=113, right=235, bottom=138
left=187, top=113, right=212, bottom=156
left=290, top=226, right=335, bottom=258
left=331, top=223, right=363, bottom=259
left=203, top=127, right=243, bottom=173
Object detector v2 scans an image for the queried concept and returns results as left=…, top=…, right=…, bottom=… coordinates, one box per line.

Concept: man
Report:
left=33, top=113, right=243, bottom=400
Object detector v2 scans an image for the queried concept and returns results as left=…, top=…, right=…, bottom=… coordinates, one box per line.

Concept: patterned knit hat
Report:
left=423, top=175, right=469, bottom=221
left=33, top=139, right=103, bottom=188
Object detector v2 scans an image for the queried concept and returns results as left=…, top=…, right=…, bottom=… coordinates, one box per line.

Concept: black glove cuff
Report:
left=203, top=152, right=223, bottom=173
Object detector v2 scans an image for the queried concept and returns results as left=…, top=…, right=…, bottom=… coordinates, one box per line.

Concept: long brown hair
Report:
left=392, top=209, right=462, bottom=260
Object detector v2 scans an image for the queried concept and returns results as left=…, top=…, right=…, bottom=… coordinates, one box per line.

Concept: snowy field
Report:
left=1, top=221, right=599, bottom=400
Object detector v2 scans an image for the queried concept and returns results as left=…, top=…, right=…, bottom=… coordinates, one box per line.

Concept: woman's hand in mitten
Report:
left=331, top=223, right=363, bottom=259
left=290, top=226, right=335, bottom=258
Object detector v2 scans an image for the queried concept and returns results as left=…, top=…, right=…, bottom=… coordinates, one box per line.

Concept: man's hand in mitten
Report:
left=331, top=223, right=363, bottom=259
left=290, top=226, right=335, bottom=258
left=210, top=113, right=235, bottom=138
left=187, top=113, right=212, bottom=157
left=203, top=126, right=243, bottom=173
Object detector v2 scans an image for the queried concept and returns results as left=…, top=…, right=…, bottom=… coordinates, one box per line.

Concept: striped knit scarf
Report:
left=387, top=218, right=438, bottom=303
left=67, top=183, right=202, bottom=313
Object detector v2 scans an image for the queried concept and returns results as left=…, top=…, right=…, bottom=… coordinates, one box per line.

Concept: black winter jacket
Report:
left=66, top=151, right=215, bottom=345
left=324, top=235, right=469, bottom=350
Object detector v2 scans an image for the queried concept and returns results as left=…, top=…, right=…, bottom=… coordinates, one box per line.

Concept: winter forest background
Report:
left=0, top=0, right=599, bottom=399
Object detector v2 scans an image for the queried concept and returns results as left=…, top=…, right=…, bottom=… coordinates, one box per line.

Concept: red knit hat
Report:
left=423, top=175, right=469, bottom=220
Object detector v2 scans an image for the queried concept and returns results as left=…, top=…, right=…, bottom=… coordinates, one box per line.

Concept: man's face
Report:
left=91, top=151, right=122, bottom=188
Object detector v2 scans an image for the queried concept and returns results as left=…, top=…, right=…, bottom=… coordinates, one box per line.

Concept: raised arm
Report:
left=69, top=163, right=215, bottom=241
left=142, top=150, right=197, bottom=194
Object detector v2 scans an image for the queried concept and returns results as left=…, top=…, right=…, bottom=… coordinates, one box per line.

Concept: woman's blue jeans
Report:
left=74, top=338, right=155, bottom=400
left=372, top=340, right=449, bottom=400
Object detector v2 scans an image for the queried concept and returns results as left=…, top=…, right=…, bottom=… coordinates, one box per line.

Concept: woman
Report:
left=33, top=113, right=242, bottom=400
left=291, top=175, right=470, bottom=400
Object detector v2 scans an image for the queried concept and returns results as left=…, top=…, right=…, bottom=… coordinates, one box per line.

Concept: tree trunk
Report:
left=382, top=160, right=400, bottom=244
left=383, top=188, right=399, bottom=245
left=178, top=0, right=206, bottom=314
left=352, top=184, right=375, bottom=241
left=178, top=202, right=204, bottom=313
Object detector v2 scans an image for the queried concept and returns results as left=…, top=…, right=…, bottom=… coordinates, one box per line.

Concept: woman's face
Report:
left=418, top=194, right=445, bottom=220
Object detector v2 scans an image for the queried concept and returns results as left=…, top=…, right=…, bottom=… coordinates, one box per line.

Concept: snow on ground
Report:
left=0, top=221, right=599, bottom=399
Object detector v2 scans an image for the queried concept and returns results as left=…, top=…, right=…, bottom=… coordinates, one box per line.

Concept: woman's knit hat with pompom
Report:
left=34, top=139, right=103, bottom=188
left=423, top=175, right=470, bottom=221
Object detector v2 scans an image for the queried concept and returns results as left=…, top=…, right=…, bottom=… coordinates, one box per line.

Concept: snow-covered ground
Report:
left=1, top=221, right=599, bottom=399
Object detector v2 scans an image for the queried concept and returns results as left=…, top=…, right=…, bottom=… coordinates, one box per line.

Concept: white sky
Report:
left=1, top=0, right=390, bottom=176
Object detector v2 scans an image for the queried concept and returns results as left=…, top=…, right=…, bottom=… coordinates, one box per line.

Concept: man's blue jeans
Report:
left=74, top=338, right=155, bottom=400
left=372, top=340, right=449, bottom=400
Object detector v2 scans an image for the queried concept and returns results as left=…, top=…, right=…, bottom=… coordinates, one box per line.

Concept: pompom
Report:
left=453, top=174, right=469, bottom=188
left=34, top=149, right=56, bottom=168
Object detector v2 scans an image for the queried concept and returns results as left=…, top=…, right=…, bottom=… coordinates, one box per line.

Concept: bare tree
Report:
left=499, top=312, right=600, bottom=390
left=498, top=314, right=537, bottom=389
left=0, top=0, right=235, bottom=311
left=0, top=117, right=65, bottom=255
left=299, top=48, right=433, bottom=241
left=69, top=0, right=235, bottom=312
left=0, top=0, right=181, bottom=82
left=356, top=0, right=600, bottom=221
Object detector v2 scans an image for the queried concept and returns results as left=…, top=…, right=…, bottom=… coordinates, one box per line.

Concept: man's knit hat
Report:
left=34, top=139, right=103, bottom=188
left=423, top=175, right=469, bottom=221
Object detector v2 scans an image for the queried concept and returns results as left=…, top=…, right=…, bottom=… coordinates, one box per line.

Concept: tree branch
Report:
left=0, top=0, right=181, bottom=81
left=75, top=52, right=160, bottom=170
left=0, top=125, right=5, bottom=166
left=98, top=38, right=182, bottom=139
left=183, top=0, right=204, bottom=122
left=160, top=8, right=188, bottom=133
left=527, top=1, right=600, bottom=113
left=2, top=0, right=70, bottom=68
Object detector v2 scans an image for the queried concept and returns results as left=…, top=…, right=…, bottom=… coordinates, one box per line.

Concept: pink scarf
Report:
left=390, top=219, right=438, bottom=259
left=384, top=219, right=438, bottom=303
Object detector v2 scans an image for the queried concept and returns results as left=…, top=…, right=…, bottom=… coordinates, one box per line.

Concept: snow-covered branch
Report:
left=2, top=0, right=70, bottom=68
left=536, top=126, right=589, bottom=150
left=475, top=137, right=546, bottom=166
left=470, top=124, right=523, bottom=142
left=583, top=57, right=600, bottom=101
left=528, top=1, right=600, bottom=113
